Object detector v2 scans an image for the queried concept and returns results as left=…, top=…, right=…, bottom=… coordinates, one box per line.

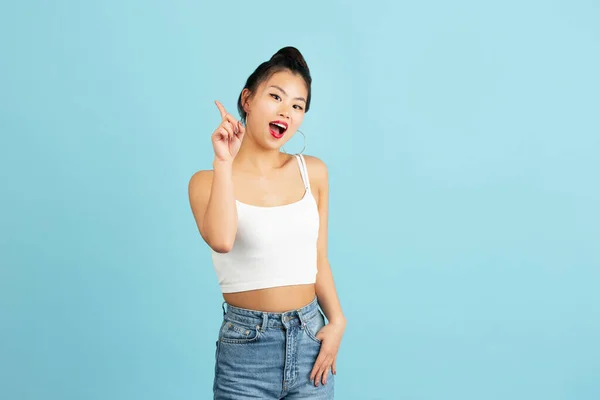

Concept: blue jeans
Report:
left=213, top=296, right=335, bottom=399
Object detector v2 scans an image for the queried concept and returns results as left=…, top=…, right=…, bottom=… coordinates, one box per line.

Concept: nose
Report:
left=278, top=106, right=291, bottom=119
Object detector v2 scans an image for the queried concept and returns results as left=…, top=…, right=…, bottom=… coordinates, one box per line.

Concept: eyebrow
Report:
left=269, top=85, right=307, bottom=103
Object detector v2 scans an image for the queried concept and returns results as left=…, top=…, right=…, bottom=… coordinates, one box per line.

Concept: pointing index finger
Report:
left=214, top=100, right=228, bottom=119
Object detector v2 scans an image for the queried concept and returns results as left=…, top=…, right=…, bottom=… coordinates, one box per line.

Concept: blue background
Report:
left=1, top=0, right=599, bottom=399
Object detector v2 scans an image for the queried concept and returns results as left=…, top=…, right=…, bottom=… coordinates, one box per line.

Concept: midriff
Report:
left=223, top=283, right=317, bottom=312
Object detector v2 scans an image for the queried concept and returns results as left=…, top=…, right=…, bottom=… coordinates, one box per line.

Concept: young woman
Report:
left=188, top=46, right=346, bottom=399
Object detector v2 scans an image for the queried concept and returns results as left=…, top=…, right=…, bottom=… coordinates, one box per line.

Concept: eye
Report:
left=294, top=105, right=304, bottom=111
left=270, top=93, right=281, bottom=101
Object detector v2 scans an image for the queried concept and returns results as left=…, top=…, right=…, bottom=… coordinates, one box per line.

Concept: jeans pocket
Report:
left=218, top=318, right=261, bottom=344
left=303, top=311, right=324, bottom=345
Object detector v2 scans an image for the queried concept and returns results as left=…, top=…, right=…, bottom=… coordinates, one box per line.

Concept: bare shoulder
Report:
left=302, top=154, right=328, bottom=183
left=189, top=169, right=213, bottom=186
left=188, top=169, right=214, bottom=199
left=188, top=169, right=215, bottom=236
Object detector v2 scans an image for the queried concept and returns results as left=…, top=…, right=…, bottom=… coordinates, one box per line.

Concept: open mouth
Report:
left=269, top=120, right=288, bottom=139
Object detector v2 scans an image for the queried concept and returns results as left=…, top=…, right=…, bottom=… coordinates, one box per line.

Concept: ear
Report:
left=241, top=88, right=251, bottom=113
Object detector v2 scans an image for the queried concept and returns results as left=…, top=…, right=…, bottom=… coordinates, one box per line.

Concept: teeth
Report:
left=272, top=122, right=287, bottom=130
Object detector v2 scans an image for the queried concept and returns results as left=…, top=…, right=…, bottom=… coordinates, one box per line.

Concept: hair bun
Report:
left=270, top=46, right=308, bottom=70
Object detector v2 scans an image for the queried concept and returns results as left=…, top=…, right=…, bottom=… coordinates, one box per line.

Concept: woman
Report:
left=188, top=46, right=346, bottom=399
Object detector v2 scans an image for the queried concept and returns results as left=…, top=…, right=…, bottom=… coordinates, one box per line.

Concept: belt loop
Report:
left=221, top=301, right=227, bottom=317
left=261, top=312, right=268, bottom=332
left=297, top=308, right=306, bottom=328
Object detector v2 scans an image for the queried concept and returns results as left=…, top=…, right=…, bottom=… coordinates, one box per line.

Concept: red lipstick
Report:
left=269, top=120, right=288, bottom=139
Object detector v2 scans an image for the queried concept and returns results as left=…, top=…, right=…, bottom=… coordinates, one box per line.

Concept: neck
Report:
left=234, top=128, right=287, bottom=175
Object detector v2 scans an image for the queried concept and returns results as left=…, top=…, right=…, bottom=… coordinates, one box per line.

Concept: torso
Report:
left=223, top=285, right=317, bottom=313
left=222, top=153, right=319, bottom=312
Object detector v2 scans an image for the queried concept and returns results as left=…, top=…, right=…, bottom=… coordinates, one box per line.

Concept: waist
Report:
left=222, top=296, right=320, bottom=330
left=223, top=284, right=316, bottom=312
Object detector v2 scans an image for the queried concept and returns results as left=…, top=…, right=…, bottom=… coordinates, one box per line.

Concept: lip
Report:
left=269, top=120, right=288, bottom=130
left=269, top=120, right=288, bottom=139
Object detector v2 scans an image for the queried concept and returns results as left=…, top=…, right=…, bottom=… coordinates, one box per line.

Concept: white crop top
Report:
left=211, top=154, right=320, bottom=293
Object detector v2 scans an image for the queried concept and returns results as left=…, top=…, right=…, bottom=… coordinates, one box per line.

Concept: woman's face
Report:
left=243, top=70, right=308, bottom=151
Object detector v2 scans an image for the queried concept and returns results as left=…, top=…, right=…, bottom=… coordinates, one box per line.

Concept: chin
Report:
left=260, top=139, right=282, bottom=151
left=264, top=134, right=287, bottom=149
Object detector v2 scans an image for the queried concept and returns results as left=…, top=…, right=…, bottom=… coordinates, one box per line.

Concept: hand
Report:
left=310, top=320, right=345, bottom=387
left=211, top=100, right=245, bottom=163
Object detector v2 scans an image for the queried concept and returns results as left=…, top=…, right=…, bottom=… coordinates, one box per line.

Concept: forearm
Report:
left=203, top=160, right=237, bottom=252
left=315, top=259, right=346, bottom=326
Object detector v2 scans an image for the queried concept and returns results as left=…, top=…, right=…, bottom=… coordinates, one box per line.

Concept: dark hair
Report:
left=237, top=46, right=312, bottom=122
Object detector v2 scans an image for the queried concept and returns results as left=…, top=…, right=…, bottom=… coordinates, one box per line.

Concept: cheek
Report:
left=292, top=113, right=305, bottom=127
left=257, top=97, right=277, bottom=113
left=247, top=101, right=271, bottom=125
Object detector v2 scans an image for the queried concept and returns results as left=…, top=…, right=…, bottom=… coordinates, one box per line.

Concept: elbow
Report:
left=200, top=219, right=236, bottom=254
left=211, top=240, right=234, bottom=254
left=204, top=231, right=235, bottom=253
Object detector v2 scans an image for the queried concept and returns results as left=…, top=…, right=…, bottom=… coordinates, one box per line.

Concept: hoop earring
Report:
left=282, top=129, right=307, bottom=155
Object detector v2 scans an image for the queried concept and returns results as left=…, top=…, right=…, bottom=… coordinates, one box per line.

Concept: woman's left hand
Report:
left=310, top=320, right=346, bottom=386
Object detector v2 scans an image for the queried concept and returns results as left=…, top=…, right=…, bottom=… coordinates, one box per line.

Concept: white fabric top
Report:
left=211, top=154, right=320, bottom=293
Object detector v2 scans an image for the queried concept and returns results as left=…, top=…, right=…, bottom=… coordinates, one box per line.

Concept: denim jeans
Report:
left=213, top=296, right=335, bottom=399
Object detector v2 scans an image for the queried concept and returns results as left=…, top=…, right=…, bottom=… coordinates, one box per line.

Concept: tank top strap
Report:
left=295, top=154, right=311, bottom=192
